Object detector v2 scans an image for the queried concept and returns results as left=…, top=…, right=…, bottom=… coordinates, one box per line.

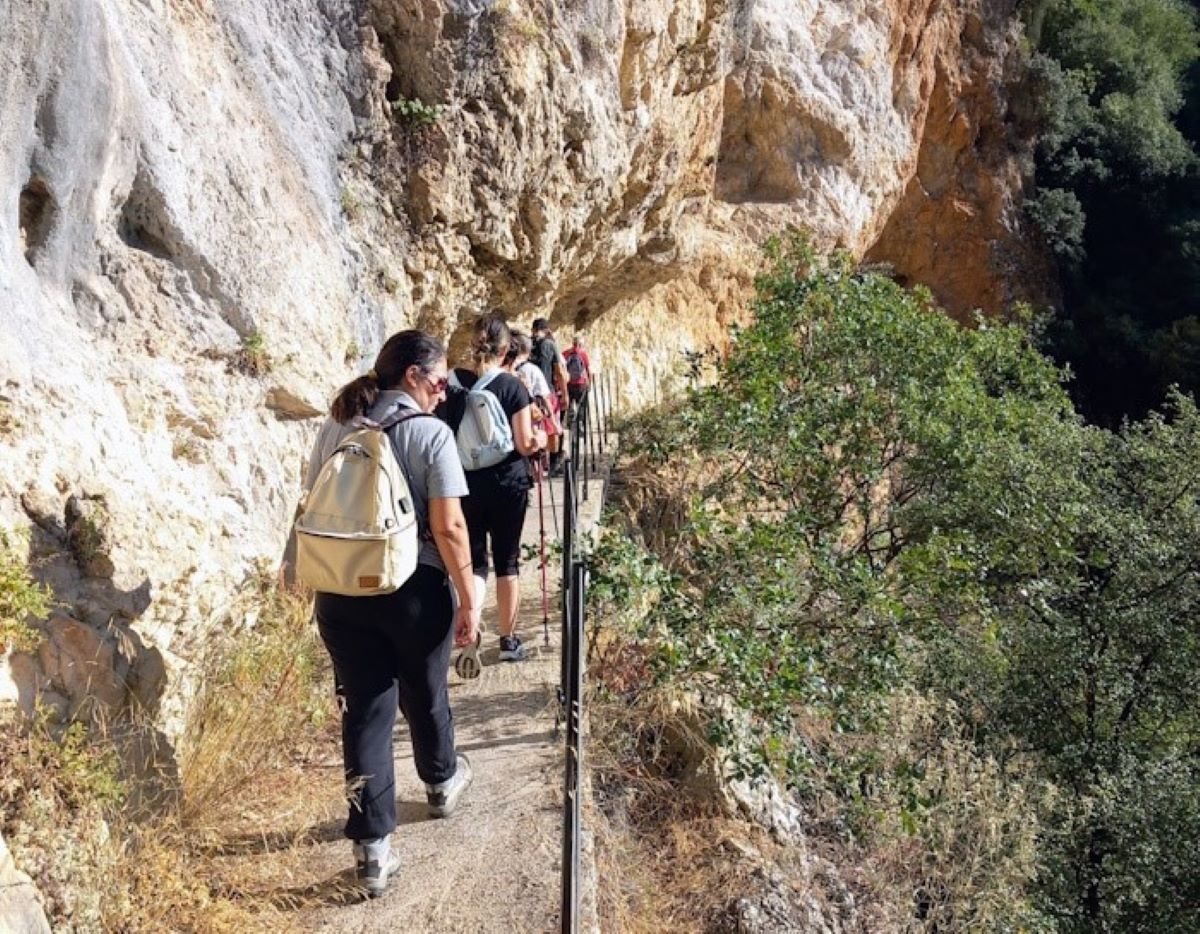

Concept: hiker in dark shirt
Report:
left=443, top=315, right=547, bottom=661
left=530, top=317, right=568, bottom=474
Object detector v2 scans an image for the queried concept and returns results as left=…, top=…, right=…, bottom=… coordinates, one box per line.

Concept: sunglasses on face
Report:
left=425, top=374, right=449, bottom=393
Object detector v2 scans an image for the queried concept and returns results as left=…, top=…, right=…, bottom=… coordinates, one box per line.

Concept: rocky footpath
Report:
left=1, top=0, right=1038, bottom=766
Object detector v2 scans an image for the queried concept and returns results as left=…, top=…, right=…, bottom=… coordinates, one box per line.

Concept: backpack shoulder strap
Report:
left=473, top=368, right=504, bottom=394
left=377, top=406, right=438, bottom=540
left=377, top=407, right=432, bottom=432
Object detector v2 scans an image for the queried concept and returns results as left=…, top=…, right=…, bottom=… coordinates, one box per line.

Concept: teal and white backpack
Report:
left=449, top=369, right=515, bottom=470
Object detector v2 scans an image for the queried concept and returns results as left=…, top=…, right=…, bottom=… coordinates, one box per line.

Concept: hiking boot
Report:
left=498, top=634, right=528, bottom=661
left=353, top=836, right=399, bottom=898
left=426, top=753, right=472, bottom=818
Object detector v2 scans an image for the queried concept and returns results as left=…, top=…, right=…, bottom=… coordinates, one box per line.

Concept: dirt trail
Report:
left=284, top=466, right=609, bottom=933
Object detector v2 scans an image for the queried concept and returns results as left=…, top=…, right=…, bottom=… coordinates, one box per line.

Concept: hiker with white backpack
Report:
left=442, top=315, right=547, bottom=662
left=298, top=330, right=478, bottom=898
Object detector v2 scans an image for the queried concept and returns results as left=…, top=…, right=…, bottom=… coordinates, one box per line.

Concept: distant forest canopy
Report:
left=1021, top=0, right=1200, bottom=425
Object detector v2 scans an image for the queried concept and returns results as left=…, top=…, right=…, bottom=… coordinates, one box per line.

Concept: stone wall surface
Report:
left=0, top=0, right=1036, bottom=739
left=0, top=831, right=51, bottom=934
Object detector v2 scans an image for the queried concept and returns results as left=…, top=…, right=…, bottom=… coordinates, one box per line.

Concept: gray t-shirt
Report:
left=304, top=390, right=468, bottom=572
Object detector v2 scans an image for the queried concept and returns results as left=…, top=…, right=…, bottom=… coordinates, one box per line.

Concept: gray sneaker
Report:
left=353, top=836, right=399, bottom=898
left=426, top=753, right=473, bottom=818
left=498, top=634, right=527, bottom=661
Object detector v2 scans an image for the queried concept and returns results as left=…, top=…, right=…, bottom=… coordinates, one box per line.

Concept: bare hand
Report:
left=454, top=604, right=481, bottom=648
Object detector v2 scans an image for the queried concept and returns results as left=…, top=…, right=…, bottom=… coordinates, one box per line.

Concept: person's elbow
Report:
left=429, top=499, right=467, bottom=539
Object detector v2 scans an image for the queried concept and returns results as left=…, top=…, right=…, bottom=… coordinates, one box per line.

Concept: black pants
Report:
left=316, top=564, right=456, bottom=842
left=463, top=480, right=529, bottom=577
left=567, top=384, right=588, bottom=427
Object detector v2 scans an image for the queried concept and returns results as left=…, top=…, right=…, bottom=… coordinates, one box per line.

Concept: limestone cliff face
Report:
left=0, top=0, right=1034, bottom=728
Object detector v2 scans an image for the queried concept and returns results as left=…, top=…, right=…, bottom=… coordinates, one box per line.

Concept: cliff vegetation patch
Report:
left=0, top=572, right=334, bottom=931
left=591, top=235, right=1200, bottom=931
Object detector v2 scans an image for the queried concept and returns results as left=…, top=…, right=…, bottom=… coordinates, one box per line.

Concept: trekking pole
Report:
left=537, top=459, right=551, bottom=648
left=546, top=450, right=559, bottom=538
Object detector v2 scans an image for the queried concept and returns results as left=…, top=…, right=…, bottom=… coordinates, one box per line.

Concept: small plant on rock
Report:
left=340, top=187, right=363, bottom=220
left=236, top=330, right=272, bottom=376
left=392, top=96, right=441, bottom=127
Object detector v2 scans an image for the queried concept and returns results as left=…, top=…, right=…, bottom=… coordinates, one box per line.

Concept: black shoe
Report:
left=498, top=634, right=528, bottom=661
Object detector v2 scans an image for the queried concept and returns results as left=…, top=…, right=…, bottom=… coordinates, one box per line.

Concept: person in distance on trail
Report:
left=303, top=330, right=478, bottom=898
left=529, top=317, right=569, bottom=474
left=561, top=335, right=592, bottom=427
left=444, top=315, right=547, bottom=662
left=506, top=330, right=561, bottom=449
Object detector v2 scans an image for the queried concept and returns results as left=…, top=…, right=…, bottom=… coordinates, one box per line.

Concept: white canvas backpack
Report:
left=295, top=409, right=427, bottom=596
left=449, top=368, right=514, bottom=470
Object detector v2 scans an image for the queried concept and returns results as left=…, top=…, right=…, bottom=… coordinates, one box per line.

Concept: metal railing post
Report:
left=560, top=560, right=585, bottom=934
left=599, top=373, right=610, bottom=448
left=594, top=377, right=605, bottom=456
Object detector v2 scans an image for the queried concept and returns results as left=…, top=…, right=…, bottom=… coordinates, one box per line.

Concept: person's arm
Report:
left=511, top=404, right=546, bottom=456
left=553, top=360, right=569, bottom=401
left=430, top=497, right=480, bottom=646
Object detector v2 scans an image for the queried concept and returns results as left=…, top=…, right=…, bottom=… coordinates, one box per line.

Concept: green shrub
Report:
left=595, top=235, right=1200, bottom=928
left=0, top=530, right=50, bottom=653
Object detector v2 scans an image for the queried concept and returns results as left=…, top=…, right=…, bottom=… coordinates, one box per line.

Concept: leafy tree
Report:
left=1022, top=0, right=1200, bottom=423
left=598, top=237, right=1200, bottom=929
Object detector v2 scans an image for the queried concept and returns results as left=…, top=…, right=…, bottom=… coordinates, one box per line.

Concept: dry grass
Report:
left=0, top=572, right=349, bottom=932
left=590, top=744, right=756, bottom=929
left=587, top=630, right=763, bottom=931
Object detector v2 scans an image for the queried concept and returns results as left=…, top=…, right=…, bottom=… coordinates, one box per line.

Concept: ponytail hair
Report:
left=471, top=314, right=511, bottom=366
left=507, top=331, right=532, bottom=363
left=330, top=329, right=445, bottom=423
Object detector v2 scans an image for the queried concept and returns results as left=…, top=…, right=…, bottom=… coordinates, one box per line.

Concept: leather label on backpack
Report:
left=358, top=575, right=382, bottom=589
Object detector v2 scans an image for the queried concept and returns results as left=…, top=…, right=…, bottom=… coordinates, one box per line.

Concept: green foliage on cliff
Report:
left=1022, top=0, right=1200, bottom=422
left=0, top=530, right=49, bottom=653
left=594, top=238, right=1200, bottom=930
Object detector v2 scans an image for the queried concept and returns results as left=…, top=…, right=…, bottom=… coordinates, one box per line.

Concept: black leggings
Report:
left=462, top=482, right=529, bottom=577
left=315, top=564, right=456, bottom=842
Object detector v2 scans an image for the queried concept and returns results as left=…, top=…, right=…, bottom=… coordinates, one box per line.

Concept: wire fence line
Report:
left=558, top=377, right=612, bottom=934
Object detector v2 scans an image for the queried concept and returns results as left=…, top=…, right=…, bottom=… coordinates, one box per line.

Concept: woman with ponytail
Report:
left=446, top=314, right=546, bottom=662
left=302, top=330, right=479, bottom=898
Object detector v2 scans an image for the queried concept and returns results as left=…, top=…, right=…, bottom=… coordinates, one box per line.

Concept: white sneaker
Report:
left=426, top=753, right=473, bottom=818
left=353, top=836, right=399, bottom=898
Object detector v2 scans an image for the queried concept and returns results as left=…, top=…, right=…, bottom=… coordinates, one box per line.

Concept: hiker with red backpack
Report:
left=562, top=335, right=592, bottom=426
left=441, top=315, right=547, bottom=663
left=300, top=330, right=478, bottom=898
